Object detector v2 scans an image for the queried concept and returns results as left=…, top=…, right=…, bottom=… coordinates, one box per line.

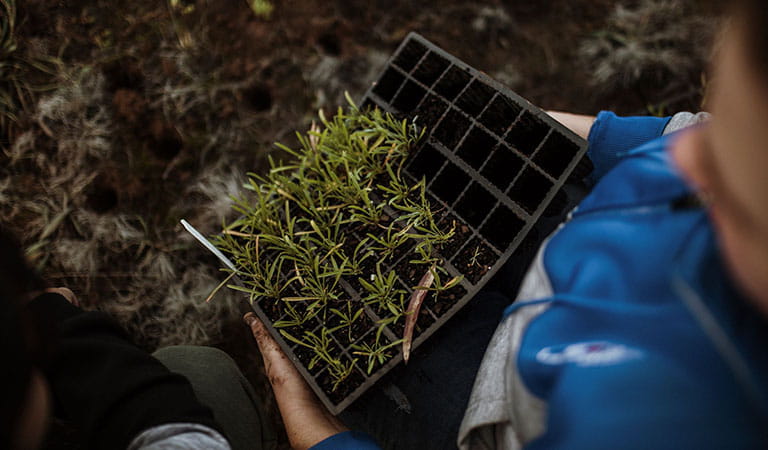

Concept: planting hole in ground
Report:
left=505, top=111, right=549, bottom=156
left=392, top=79, right=426, bottom=113
left=393, top=39, right=428, bottom=72
left=85, top=176, right=119, bottom=214
left=430, top=162, right=470, bottom=205
left=317, top=31, right=341, bottom=56
left=412, top=51, right=450, bottom=87
left=481, top=145, right=524, bottom=191
left=456, top=79, right=495, bottom=117
left=434, top=64, right=472, bottom=101
left=479, top=94, right=522, bottom=136
left=243, top=83, right=273, bottom=112
left=480, top=203, right=525, bottom=250
left=453, top=237, right=497, bottom=285
left=103, top=59, right=144, bottom=92
left=414, top=94, right=448, bottom=126
left=406, top=143, right=445, bottom=182
left=533, top=131, right=579, bottom=178
left=433, top=108, right=470, bottom=148
left=151, top=128, right=184, bottom=161
left=373, top=67, right=405, bottom=102
left=455, top=182, right=495, bottom=228
left=456, top=126, right=496, bottom=170
left=507, top=166, right=554, bottom=214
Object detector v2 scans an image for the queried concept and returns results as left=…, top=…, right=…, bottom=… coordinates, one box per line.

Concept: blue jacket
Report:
left=314, top=112, right=768, bottom=449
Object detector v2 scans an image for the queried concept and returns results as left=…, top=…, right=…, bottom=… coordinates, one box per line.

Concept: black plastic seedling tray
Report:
left=245, top=32, right=591, bottom=415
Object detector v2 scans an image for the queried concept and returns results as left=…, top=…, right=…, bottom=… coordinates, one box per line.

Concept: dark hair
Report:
left=737, top=0, right=768, bottom=77
left=0, top=227, right=46, bottom=448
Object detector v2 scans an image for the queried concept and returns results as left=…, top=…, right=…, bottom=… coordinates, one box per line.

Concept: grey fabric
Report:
left=152, top=346, right=277, bottom=450
left=663, top=111, right=711, bottom=134
left=128, top=423, right=229, bottom=450
left=458, top=242, right=554, bottom=450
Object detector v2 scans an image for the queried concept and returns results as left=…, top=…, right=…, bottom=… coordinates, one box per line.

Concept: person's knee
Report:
left=153, top=345, right=240, bottom=379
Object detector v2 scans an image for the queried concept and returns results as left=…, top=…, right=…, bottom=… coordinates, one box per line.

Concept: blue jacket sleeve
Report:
left=586, top=111, right=672, bottom=183
left=310, top=431, right=381, bottom=450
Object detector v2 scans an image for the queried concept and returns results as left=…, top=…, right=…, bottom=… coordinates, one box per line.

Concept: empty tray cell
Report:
left=479, top=95, right=522, bottom=137
left=505, top=111, right=549, bottom=156
left=456, top=126, right=496, bottom=170
left=373, top=67, right=405, bottom=103
left=480, top=145, right=524, bottom=191
left=455, top=182, right=496, bottom=228
left=430, top=162, right=470, bottom=205
left=456, top=79, right=495, bottom=117
left=392, top=79, right=427, bottom=114
left=393, top=39, right=428, bottom=72
left=407, top=143, right=445, bottom=181
left=507, top=166, right=554, bottom=214
left=412, top=51, right=450, bottom=87
left=480, top=203, right=525, bottom=251
left=433, top=108, right=471, bottom=149
left=533, top=131, right=579, bottom=178
left=416, top=94, right=448, bottom=127
left=434, top=65, right=472, bottom=101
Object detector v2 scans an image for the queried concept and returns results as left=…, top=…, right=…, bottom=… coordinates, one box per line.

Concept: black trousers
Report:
left=27, top=294, right=275, bottom=450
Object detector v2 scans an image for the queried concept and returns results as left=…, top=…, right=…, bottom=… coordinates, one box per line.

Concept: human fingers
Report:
left=243, top=312, right=348, bottom=450
left=45, top=287, right=79, bottom=306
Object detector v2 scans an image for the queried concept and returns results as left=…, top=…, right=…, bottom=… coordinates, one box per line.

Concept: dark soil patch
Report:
left=317, top=30, right=342, bottom=56
left=453, top=237, right=497, bottom=285
left=242, top=83, right=273, bottom=112
left=103, top=58, right=145, bottom=92
left=431, top=283, right=466, bottom=317
left=85, top=177, right=119, bottom=214
left=147, top=120, right=184, bottom=161
left=318, top=365, right=366, bottom=405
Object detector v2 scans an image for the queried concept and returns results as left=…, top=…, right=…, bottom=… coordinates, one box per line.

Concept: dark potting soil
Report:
left=452, top=237, right=497, bottom=285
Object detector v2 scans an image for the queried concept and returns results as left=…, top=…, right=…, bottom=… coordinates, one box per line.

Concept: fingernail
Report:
left=243, top=313, right=256, bottom=326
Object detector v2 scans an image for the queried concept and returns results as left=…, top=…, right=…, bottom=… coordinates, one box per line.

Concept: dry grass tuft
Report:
left=579, top=0, right=718, bottom=92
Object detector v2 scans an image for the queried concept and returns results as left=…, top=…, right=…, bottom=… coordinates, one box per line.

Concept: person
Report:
left=242, top=0, right=768, bottom=448
left=1, top=227, right=277, bottom=450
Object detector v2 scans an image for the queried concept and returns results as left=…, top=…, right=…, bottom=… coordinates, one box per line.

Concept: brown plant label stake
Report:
left=402, top=265, right=435, bottom=363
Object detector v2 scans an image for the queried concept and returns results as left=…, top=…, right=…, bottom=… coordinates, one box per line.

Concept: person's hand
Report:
left=27, top=286, right=80, bottom=306
left=547, top=111, right=596, bottom=140
left=45, top=287, right=79, bottom=306
left=244, top=312, right=348, bottom=450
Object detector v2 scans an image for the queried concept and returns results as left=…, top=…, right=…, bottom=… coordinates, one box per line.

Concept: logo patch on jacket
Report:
left=536, top=341, right=642, bottom=367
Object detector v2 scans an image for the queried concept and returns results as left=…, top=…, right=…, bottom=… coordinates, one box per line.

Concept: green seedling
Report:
left=352, top=336, right=403, bottom=375
left=358, top=263, right=405, bottom=312
left=329, top=302, right=364, bottom=343
left=366, top=221, right=410, bottom=260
